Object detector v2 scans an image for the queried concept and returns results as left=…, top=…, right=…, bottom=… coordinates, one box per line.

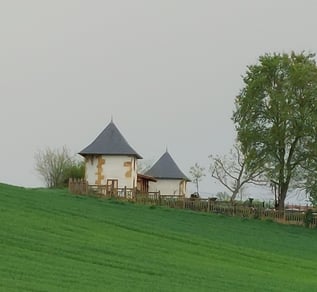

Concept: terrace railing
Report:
left=68, top=179, right=160, bottom=199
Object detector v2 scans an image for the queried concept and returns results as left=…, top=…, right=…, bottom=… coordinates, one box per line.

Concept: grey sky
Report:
left=1, top=1, right=317, bottom=203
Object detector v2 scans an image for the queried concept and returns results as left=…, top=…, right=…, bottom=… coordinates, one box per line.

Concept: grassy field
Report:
left=1, top=183, right=317, bottom=291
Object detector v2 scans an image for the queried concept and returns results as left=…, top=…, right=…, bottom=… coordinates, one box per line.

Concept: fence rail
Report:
left=68, top=179, right=317, bottom=228
left=68, top=178, right=160, bottom=199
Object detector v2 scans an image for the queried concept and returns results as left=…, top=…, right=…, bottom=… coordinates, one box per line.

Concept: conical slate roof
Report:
left=145, top=151, right=189, bottom=180
left=79, top=121, right=142, bottom=159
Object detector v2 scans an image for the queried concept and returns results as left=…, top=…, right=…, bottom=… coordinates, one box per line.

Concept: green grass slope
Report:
left=1, top=183, right=317, bottom=291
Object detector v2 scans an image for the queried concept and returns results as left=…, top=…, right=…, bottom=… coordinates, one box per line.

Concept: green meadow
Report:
left=1, top=183, right=317, bottom=291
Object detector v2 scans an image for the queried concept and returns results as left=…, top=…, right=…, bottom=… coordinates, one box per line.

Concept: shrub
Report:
left=35, top=146, right=85, bottom=188
left=303, top=209, right=314, bottom=228
left=63, top=161, right=85, bottom=186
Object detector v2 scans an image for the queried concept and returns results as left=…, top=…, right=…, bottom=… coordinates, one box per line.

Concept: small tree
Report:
left=34, top=146, right=78, bottom=188
left=189, top=163, right=205, bottom=194
left=137, top=159, right=154, bottom=174
left=209, top=144, right=265, bottom=202
left=215, top=191, right=231, bottom=201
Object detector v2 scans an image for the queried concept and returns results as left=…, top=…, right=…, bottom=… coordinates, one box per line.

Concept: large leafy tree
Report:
left=233, top=52, right=317, bottom=210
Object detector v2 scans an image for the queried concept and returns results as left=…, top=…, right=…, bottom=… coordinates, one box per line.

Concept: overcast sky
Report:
left=1, top=0, right=317, bottom=204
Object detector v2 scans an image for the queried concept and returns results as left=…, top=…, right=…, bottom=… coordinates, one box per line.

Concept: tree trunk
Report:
left=278, top=183, right=288, bottom=211
left=230, top=189, right=239, bottom=202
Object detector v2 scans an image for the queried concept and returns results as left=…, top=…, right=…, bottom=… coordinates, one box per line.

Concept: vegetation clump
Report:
left=233, top=52, right=317, bottom=210
left=303, top=209, right=314, bottom=228
left=34, top=146, right=84, bottom=188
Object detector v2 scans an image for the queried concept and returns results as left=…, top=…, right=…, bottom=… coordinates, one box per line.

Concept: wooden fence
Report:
left=68, top=179, right=317, bottom=228
left=145, top=197, right=317, bottom=228
left=68, top=178, right=160, bottom=199
left=68, top=178, right=88, bottom=194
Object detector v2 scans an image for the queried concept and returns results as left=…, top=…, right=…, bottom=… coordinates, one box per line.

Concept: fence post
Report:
left=74, top=178, right=78, bottom=193
left=84, top=180, right=88, bottom=194
left=79, top=178, right=82, bottom=194
left=133, top=187, right=137, bottom=202
left=68, top=178, right=73, bottom=193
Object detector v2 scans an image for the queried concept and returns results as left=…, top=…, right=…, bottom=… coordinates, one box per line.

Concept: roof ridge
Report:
left=79, top=121, right=142, bottom=158
left=145, top=151, right=189, bottom=180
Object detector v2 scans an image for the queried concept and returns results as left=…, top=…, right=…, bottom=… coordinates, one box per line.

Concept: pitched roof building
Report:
left=79, top=121, right=142, bottom=158
left=145, top=150, right=189, bottom=196
left=79, top=121, right=142, bottom=190
left=78, top=120, right=188, bottom=197
left=145, top=151, right=189, bottom=180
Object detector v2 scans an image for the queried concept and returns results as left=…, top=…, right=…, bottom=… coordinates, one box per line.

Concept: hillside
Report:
left=1, top=183, right=317, bottom=291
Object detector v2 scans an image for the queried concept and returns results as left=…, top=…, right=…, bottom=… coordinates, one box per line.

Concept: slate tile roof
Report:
left=145, top=151, right=189, bottom=180
left=79, top=121, right=142, bottom=159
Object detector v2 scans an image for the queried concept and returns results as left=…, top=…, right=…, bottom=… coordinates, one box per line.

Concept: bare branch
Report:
left=209, top=144, right=267, bottom=201
left=189, top=163, right=205, bottom=194
left=34, top=146, right=75, bottom=188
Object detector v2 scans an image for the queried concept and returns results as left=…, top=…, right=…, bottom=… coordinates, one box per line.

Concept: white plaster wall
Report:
left=148, top=179, right=187, bottom=196
left=85, top=155, right=138, bottom=188
left=85, top=156, right=97, bottom=185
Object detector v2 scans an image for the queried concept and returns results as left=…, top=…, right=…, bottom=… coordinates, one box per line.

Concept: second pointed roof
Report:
left=79, top=121, right=142, bottom=159
left=145, top=151, right=189, bottom=180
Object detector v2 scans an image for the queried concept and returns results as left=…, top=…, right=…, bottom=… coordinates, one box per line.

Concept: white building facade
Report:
left=146, top=151, right=189, bottom=197
left=79, top=121, right=141, bottom=191
left=85, top=155, right=138, bottom=189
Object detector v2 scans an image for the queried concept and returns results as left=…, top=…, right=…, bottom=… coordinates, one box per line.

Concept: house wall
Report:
left=85, top=155, right=138, bottom=188
left=148, top=179, right=187, bottom=196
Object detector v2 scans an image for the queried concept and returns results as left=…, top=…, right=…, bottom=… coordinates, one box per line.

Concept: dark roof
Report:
left=145, top=151, right=189, bottom=180
left=79, top=121, right=142, bottom=159
left=137, top=173, right=157, bottom=182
